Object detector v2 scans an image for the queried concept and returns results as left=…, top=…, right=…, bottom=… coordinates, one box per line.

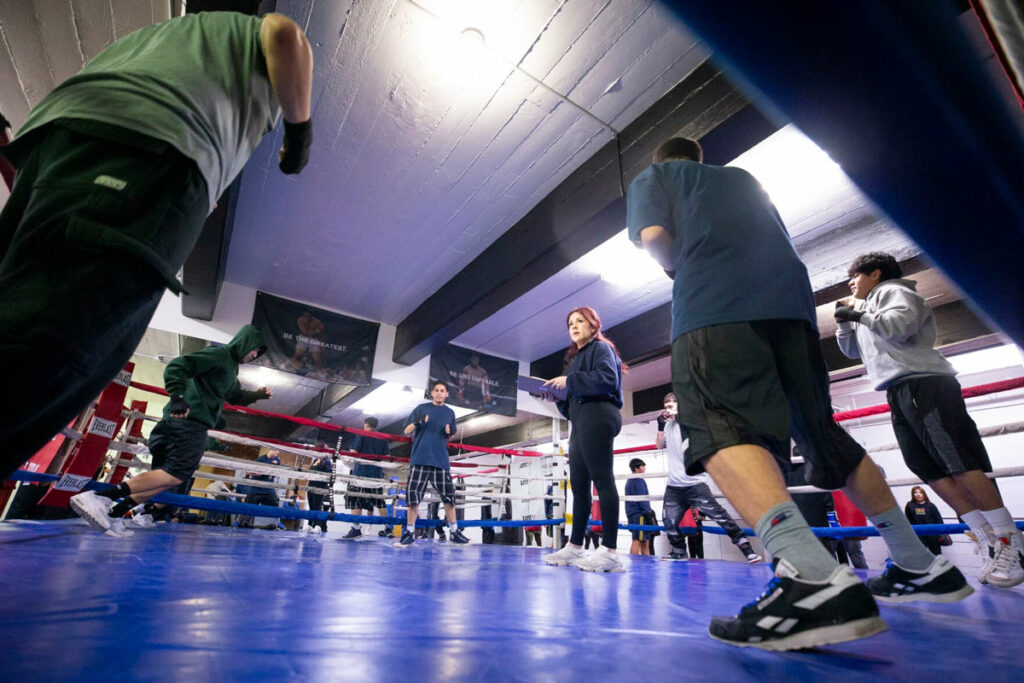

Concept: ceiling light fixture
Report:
left=460, top=27, right=485, bottom=47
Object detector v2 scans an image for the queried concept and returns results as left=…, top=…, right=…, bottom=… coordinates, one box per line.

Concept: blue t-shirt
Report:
left=405, top=403, right=457, bottom=470
left=626, top=161, right=817, bottom=341
left=249, top=454, right=280, bottom=495
left=625, top=477, right=653, bottom=516
left=350, top=434, right=389, bottom=479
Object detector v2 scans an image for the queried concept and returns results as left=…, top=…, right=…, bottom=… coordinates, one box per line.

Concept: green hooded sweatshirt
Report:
left=162, top=324, right=267, bottom=428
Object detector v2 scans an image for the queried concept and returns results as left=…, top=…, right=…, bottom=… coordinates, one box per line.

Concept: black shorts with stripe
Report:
left=671, top=319, right=865, bottom=490
left=887, top=374, right=992, bottom=482
left=346, top=485, right=385, bottom=511
left=406, top=465, right=455, bottom=507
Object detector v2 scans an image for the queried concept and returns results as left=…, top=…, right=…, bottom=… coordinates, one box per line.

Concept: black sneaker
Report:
left=342, top=527, right=363, bottom=540
left=664, top=550, right=688, bottom=561
left=378, top=528, right=395, bottom=539
left=395, top=531, right=416, bottom=548
left=708, top=559, right=887, bottom=651
left=450, top=530, right=470, bottom=545
left=436, top=529, right=447, bottom=542
left=867, top=556, right=974, bottom=603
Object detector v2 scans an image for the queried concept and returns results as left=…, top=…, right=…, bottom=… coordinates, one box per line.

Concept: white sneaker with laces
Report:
left=988, top=533, right=1024, bottom=588
left=974, top=537, right=997, bottom=584
left=105, top=516, right=135, bottom=538
left=544, top=545, right=587, bottom=566
left=576, top=549, right=625, bottom=573
left=69, top=491, right=114, bottom=532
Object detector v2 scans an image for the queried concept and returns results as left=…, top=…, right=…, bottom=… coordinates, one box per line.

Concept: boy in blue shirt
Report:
left=625, top=458, right=653, bottom=555
left=397, top=381, right=470, bottom=547
left=342, top=416, right=393, bottom=539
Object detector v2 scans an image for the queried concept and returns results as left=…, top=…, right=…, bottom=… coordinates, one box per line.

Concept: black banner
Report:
left=429, top=344, right=517, bottom=416
left=251, top=292, right=379, bottom=385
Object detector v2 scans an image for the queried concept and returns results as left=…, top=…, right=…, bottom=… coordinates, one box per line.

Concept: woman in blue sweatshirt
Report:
left=542, top=306, right=625, bottom=573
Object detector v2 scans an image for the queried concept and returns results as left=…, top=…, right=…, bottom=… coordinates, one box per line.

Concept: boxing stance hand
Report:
left=834, top=301, right=863, bottom=324
left=169, top=395, right=190, bottom=419
left=279, top=119, right=312, bottom=174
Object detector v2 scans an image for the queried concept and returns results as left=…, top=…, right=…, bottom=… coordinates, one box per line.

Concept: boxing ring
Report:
left=2, top=375, right=1024, bottom=680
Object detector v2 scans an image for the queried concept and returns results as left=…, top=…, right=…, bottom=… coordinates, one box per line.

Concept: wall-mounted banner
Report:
left=251, top=292, right=379, bottom=385
left=429, top=344, right=517, bottom=417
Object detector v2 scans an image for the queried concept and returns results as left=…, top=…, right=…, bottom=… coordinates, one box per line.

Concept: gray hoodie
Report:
left=836, top=279, right=955, bottom=390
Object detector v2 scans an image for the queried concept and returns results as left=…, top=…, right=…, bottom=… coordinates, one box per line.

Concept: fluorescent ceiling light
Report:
left=729, top=125, right=856, bottom=236
left=575, top=230, right=667, bottom=287
left=947, top=344, right=1023, bottom=375
left=351, top=381, right=477, bottom=419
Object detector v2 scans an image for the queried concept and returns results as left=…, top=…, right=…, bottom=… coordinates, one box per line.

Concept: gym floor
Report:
left=2, top=520, right=1022, bottom=681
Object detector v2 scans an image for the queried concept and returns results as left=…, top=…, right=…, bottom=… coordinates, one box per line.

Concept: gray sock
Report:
left=755, top=501, right=839, bottom=581
left=869, top=506, right=935, bottom=571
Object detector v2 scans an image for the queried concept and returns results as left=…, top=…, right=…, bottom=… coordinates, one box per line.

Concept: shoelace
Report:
left=743, top=577, right=782, bottom=611
left=991, top=540, right=1016, bottom=575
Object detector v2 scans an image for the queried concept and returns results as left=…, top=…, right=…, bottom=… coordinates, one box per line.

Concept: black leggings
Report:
left=568, top=401, right=622, bottom=549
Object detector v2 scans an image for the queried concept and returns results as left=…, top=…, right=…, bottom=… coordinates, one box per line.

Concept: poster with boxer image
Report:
left=429, top=344, right=517, bottom=416
left=251, top=292, right=379, bottom=385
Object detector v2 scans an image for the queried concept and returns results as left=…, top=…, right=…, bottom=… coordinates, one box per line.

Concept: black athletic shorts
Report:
left=406, top=465, right=455, bottom=507
left=887, top=374, right=992, bottom=482
left=671, top=319, right=865, bottom=490
left=346, top=484, right=384, bottom=511
left=622, top=516, right=647, bottom=540
left=147, top=418, right=209, bottom=483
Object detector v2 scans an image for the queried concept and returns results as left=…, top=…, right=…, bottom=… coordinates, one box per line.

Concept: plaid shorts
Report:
left=406, top=465, right=455, bottom=507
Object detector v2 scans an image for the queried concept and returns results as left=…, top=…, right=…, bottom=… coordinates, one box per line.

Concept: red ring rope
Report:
left=127, top=380, right=544, bottom=457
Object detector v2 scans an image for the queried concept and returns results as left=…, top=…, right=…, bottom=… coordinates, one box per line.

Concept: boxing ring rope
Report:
left=12, top=375, right=1022, bottom=541
left=125, top=380, right=548, bottom=457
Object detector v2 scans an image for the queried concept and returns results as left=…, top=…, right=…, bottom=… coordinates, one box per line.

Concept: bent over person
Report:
left=0, top=11, right=313, bottom=479
left=71, top=325, right=271, bottom=537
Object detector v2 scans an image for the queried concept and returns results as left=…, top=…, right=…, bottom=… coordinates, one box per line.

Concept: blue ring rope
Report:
left=9, top=471, right=1022, bottom=536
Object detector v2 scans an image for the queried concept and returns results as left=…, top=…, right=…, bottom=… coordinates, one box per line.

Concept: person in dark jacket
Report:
left=905, top=486, right=944, bottom=556
left=541, top=306, right=625, bottom=573
left=342, top=416, right=393, bottom=539
left=70, top=325, right=271, bottom=536
left=305, top=454, right=333, bottom=534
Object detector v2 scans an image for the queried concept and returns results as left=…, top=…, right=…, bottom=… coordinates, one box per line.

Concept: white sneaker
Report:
left=127, top=513, right=155, bottom=529
left=544, top=545, right=588, bottom=566
left=745, top=551, right=763, bottom=564
left=988, top=533, right=1024, bottom=588
left=974, top=537, right=998, bottom=584
left=69, top=491, right=114, bottom=532
left=309, top=527, right=323, bottom=536
left=105, top=516, right=135, bottom=538
left=576, top=549, right=626, bottom=573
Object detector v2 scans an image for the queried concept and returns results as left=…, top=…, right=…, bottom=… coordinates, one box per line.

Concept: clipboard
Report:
left=518, top=375, right=567, bottom=401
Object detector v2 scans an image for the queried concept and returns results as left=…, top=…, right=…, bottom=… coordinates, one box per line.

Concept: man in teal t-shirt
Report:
left=627, top=137, right=969, bottom=651
left=396, top=381, right=470, bottom=547
left=0, top=12, right=314, bottom=480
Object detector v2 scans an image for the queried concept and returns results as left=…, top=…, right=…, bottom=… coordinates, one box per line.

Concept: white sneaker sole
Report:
left=544, top=556, right=583, bottom=566
left=709, top=616, right=888, bottom=651
left=986, top=571, right=1024, bottom=589
left=69, top=495, right=112, bottom=532
left=873, top=583, right=974, bottom=604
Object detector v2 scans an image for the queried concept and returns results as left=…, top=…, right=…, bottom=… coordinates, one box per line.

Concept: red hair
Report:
left=563, top=306, right=626, bottom=370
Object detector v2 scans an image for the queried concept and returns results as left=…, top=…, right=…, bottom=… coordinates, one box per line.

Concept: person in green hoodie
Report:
left=70, top=325, right=271, bottom=537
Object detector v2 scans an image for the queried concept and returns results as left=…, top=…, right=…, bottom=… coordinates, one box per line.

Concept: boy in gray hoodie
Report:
left=836, top=252, right=1023, bottom=588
